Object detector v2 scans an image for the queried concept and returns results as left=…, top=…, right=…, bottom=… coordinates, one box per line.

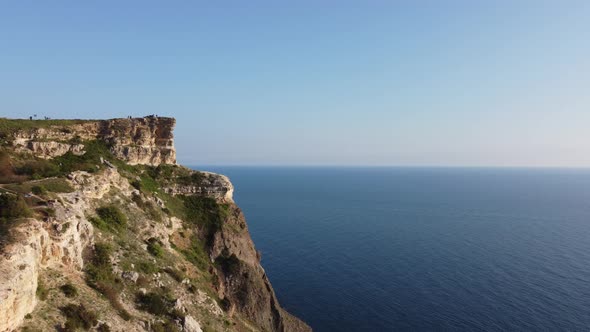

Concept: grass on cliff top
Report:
left=3, top=178, right=74, bottom=194
left=0, top=118, right=94, bottom=136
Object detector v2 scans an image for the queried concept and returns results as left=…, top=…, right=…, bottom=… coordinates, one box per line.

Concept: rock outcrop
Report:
left=164, top=171, right=234, bottom=202
left=11, top=117, right=176, bottom=166
left=25, top=141, right=85, bottom=159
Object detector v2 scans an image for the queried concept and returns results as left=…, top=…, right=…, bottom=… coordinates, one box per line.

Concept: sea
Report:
left=192, top=166, right=590, bottom=331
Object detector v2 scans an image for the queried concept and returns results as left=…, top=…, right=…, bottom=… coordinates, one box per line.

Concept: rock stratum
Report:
left=0, top=117, right=311, bottom=332
left=11, top=117, right=176, bottom=166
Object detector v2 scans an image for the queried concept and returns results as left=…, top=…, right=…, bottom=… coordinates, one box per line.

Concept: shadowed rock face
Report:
left=209, top=204, right=312, bottom=332
left=11, top=117, right=177, bottom=166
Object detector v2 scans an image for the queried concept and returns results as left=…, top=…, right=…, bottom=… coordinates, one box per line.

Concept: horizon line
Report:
left=180, top=163, right=590, bottom=170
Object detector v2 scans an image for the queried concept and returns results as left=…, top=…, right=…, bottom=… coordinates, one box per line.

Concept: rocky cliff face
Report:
left=164, top=171, right=234, bottom=202
left=10, top=117, right=176, bottom=166
left=209, top=205, right=311, bottom=332
left=0, top=117, right=310, bottom=332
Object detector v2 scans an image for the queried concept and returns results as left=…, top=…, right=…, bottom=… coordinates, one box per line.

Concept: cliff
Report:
left=0, top=117, right=311, bottom=332
left=8, top=117, right=176, bottom=166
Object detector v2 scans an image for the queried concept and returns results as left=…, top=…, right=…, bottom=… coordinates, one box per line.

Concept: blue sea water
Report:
left=193, top=166, right=590, bottom=331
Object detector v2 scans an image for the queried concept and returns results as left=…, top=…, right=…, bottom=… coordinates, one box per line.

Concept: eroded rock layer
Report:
left=11, top=117, right=176, bottom=166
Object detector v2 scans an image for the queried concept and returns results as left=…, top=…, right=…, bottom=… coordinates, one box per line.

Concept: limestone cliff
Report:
left=9, top=117, right=176, bottom=166
left=0, top=117, right=311, bottom=332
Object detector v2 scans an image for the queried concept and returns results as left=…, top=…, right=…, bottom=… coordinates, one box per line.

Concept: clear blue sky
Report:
left=1, top=1, right=589, bottom=167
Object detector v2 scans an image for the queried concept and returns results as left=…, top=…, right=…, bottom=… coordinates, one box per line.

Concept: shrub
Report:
left=182, top=196, right=227, bottom=245
left=84, top=243, right=131, bottom=321
left=96, top=323, right=111, bottom=332
left=31, top=185, right=46, bottom=195
left=60, top=283, right=78, bottom=298
left=146, top=238, right=164, bottom=258
left=3, top=178, right=73, bottom=194
left=136, top=292, right=170, bottom=316
left=130, top=180, right=142, bottom=190
left=39, top=178, right=73, bottom=193
left=36, top=280, right=49, bottom=301
left=0, top=150, right=24, bottom=183
left=163, top=267, right=185, bottom=283
left=52, top=140, right=111, bottom=174
left=0, top=194, right=32, bottom=220
left=178, top=172, right=205, bottom=186
left=0, top=194, right=32, bottom=246
left=137, top=260, right=159, bottom=274
left=88, top=216, right=108, bottom=231
left=132, top=194, right=162, bottom=223
left=179, top=239, right=210, bottom=272
left=15, top=159, right=60, bottom=179
left=60, top=304, right=98, bottom=331
left=95, top=205, right=127, bottom=230
left=152, top=320, right=181, bottom=332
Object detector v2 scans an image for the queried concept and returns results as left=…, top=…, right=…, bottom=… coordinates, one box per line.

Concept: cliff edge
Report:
left=0, top=117, right=311, bottom=332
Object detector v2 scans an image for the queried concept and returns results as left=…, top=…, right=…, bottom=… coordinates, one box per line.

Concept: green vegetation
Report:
left=146, top=238, right=164, bottom=258
left=183, top=196, right=229, bottom=245
left=152, top=320, right=181, bottom=332
left=177, top=171, right=205, bottom=186
left=4, top=178, right=74, bottom=195
left=146, top=165, right=176, bottom=181
left=0, top=118, right=92, bottom=136
left=88, top=216, right=108, bottom=232
left=15, top=159, right=60, bottom=179
left=52, top=140, right=111, bottom=175
left=0, top=150, right=23, bottom=183
left=0, top=194, right=31, bottom=220
left=131, top=193, right=163, bottom=223
left=162, top=266, right=186, bottom=283
left=94, top=205, right=127, bottom=232
left=133, top=173, right=160, bottom=193
left=36, top=280, right=49, bottom=301
left=0, top=194, right=31, bottom=245
left=136, top=292, right=170, bottom=316
left=135, top=291, right=182, bottom=331
left=60, top=283, right=78, bottom=298
left=178, top=240, right=211, bottom=272
left=31, top=185, right=46, bottom=195
left=60, top=304, right=98, bottom=331
left=137, top=260, right=159, bottom=274
left=85, top=243, right=113, bottom=287
left=85, top=243, right=131, bottom=320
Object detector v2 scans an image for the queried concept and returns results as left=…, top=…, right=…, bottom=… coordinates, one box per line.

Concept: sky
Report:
left=0, top=1, right=589, bottom=167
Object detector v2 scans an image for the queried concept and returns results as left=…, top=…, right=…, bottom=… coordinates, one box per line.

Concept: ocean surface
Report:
left=193, top=166, right=590, bottom=331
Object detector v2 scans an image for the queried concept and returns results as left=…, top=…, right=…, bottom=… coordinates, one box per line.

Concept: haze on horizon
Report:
left=0, top=1, right=589, bottom=167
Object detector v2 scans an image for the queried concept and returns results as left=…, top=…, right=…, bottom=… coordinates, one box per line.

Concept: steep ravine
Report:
left=0, top=117, right=311, bottom=332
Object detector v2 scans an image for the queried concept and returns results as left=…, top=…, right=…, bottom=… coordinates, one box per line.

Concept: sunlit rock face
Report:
left=11, top=117, right=177, bottom=166
left=164, top=172, right=234, bottom=202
